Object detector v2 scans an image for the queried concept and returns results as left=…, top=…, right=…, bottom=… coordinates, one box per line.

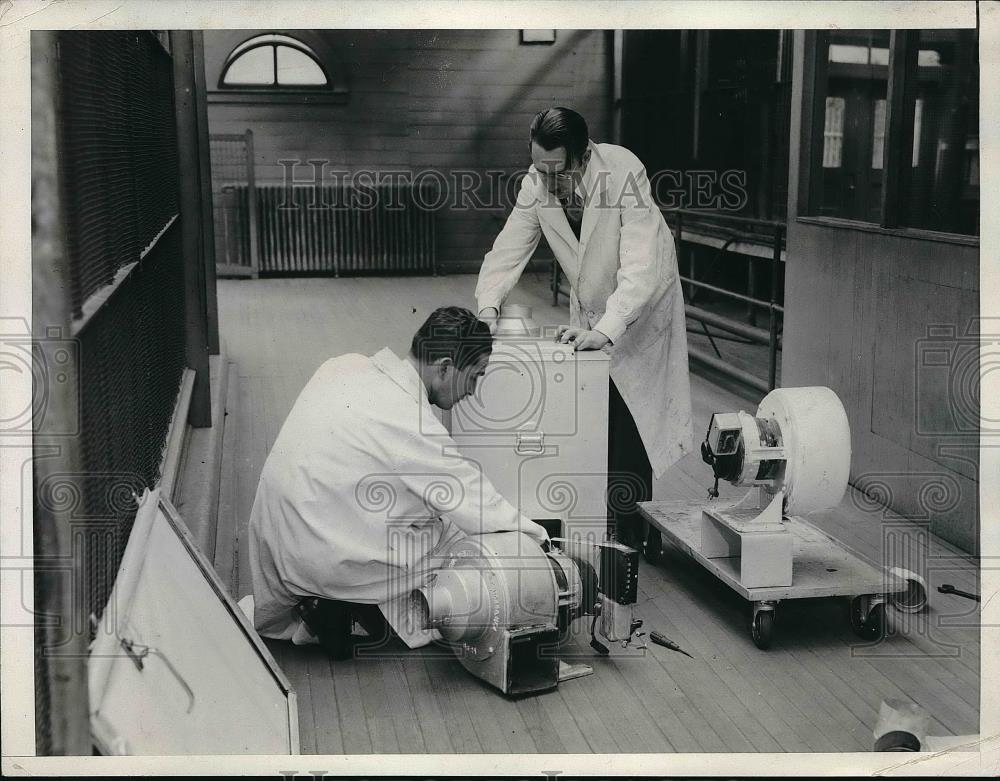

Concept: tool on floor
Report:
left=937, top=584, right=980, bottom=602
left=648, top=630, right=694, bottom=658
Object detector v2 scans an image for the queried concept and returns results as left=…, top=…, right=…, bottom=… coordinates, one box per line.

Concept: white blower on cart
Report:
left=660, top=386, right=928, bottom=649
left=404, top=530, right=641, bottom=696
left=702, top=386, right=851, bottom=528
left=698, top=386, right=854, bottom=587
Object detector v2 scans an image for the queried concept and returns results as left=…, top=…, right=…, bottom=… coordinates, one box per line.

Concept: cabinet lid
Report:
left=88, top=488, right=298, bottom=755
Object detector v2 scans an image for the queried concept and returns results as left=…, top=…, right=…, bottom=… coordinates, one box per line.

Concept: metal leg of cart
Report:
left=644, top=524, right=663, bottom=564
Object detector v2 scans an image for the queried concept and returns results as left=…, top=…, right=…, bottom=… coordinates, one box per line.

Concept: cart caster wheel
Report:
left=851, top=597, right=887, bottom=642
left=643, top=527, right=662, bottom=564
left=751, top=609, right=775, bottom=650
left=888, top=568, right=928, bottom=614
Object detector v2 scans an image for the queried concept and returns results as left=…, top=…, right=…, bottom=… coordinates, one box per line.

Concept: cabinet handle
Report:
left=515, top=432, right=545, bottom=454
left=119, top=637, right=196, bottom=713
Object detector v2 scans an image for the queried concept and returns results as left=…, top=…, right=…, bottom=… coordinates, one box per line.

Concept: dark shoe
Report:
left=295, top=597, right=353, bottom=660
left=351, top=603, right=395, bottom=645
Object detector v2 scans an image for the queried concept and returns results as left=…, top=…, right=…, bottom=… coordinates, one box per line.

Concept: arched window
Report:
left=220, top=34, right=330, bottom=89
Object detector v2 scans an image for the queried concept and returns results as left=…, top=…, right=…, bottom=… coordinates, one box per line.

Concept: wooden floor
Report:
left=215, top=271, right=980, bottom=753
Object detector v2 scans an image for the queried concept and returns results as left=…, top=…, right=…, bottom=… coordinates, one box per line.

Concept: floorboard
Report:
left=398, top=654, right=454, bottom=753
left=307, top=649, right=345, bottom=754
left=329, top=657, right=374, bottom=753
left=422, top=653, right=483, bottom=753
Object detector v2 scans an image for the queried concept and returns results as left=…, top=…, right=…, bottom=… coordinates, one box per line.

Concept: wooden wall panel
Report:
left=203, top=29, right=612, bottom=272
left=783, top=219, right=979, bottom=553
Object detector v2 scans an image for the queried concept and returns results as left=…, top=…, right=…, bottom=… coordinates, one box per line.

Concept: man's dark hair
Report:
left=410, top=306, right=493, bottom=370
left=529, top=107, right=589, bottom=164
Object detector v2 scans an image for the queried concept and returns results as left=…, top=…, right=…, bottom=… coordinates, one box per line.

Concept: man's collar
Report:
left=578, top=140, right=608, bottom=202
left=565, top=141, right=606, bottom=203
left=371, top=347, right=427, bottom=405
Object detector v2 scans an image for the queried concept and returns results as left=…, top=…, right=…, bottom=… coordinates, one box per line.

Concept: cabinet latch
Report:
left=514, top=431, right=545, bottom=454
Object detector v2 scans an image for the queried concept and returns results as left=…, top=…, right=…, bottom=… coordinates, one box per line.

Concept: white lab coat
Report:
left=476, top=141, right=694, bottom=478
left=248, top=347, right=548, bottom=646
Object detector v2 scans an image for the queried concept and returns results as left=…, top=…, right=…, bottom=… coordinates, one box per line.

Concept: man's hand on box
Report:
left=555, top=325, right=610, bottom=351
left=478, top=307, right=499, bottom=335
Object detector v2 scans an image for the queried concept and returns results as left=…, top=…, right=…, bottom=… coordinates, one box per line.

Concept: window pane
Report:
left=231, top=33, right=313, bottom=58
left=813, top=30, right=890, bottom=222
left=871, top=99, right=886, bottom=169
left=904, top=30, right=978, bottom=235
left=276, top=45, right=327, bottom=85
left=822, top=97, right=845, bottom=168
left=223, top=45, right=274, bottom=85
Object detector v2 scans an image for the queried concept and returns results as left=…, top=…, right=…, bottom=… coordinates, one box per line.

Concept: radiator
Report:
left=256, top=184, right=436, bottom=275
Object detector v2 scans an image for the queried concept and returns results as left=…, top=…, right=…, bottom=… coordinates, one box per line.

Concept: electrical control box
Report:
left=598, top=542, right=639, bottom=605
left=706, top=412, right=744, bottom=456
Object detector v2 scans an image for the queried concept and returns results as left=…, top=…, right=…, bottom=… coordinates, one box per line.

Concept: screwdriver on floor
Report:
left=649, top=630, right=694, bottom=658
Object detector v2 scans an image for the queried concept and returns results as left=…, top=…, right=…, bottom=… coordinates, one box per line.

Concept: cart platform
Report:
left=637, top=498, right=910, bottom=648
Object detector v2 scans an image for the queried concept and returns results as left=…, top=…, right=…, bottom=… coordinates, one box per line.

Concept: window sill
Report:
left=206, top=90, right=349, bottom=105
left=794, top=216, right=979, bottom=247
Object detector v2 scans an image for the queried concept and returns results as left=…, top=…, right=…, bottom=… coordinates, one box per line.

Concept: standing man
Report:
left=476, top=107, right=693, bottom=548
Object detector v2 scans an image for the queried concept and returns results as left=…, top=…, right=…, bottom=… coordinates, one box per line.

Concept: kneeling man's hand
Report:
left=555, top=325, right=610, bottom=351
left=521, top=518, right=550, bottom=547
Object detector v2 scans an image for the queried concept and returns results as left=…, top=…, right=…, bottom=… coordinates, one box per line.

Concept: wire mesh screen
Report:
left=57, top=31, right=179, bottom=317
left=54, top=29, right=185, bottom=620
left=209, top=133, right=254, bottom=269
left=75, top=224, right=187, bottom=623
left=33, top=592, right=51, bottom=754
left=34, top=31, right=187, bottom=754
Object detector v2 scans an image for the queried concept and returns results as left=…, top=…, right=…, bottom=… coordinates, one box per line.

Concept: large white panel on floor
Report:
left=448, top=333, right=610, bottom=539
left=88, top=489, right=298, bottom=755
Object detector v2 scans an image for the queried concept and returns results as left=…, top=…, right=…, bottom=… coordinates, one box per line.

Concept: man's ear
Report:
left=434, top=356, right=454, bottom=378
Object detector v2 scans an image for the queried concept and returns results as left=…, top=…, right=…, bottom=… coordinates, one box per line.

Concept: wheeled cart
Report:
left=637, top=498, right=910, bottom=649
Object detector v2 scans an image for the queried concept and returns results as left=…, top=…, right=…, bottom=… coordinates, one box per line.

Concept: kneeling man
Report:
left=248, top=307, right=549, bottom=658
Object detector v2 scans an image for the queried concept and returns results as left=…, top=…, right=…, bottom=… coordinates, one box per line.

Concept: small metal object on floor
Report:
left=649, top=630, right=694, bottom=659
left=937, top=584, right=980, bottom=602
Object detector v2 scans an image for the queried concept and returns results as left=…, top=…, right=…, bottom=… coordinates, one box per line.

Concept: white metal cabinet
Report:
left=448, top=337, right=610, bottom=540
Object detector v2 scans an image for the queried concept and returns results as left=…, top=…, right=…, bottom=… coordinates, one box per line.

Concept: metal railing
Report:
left=550, top=208, right=785, bottom=394
left=668, top=208, right=784, bottom=393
